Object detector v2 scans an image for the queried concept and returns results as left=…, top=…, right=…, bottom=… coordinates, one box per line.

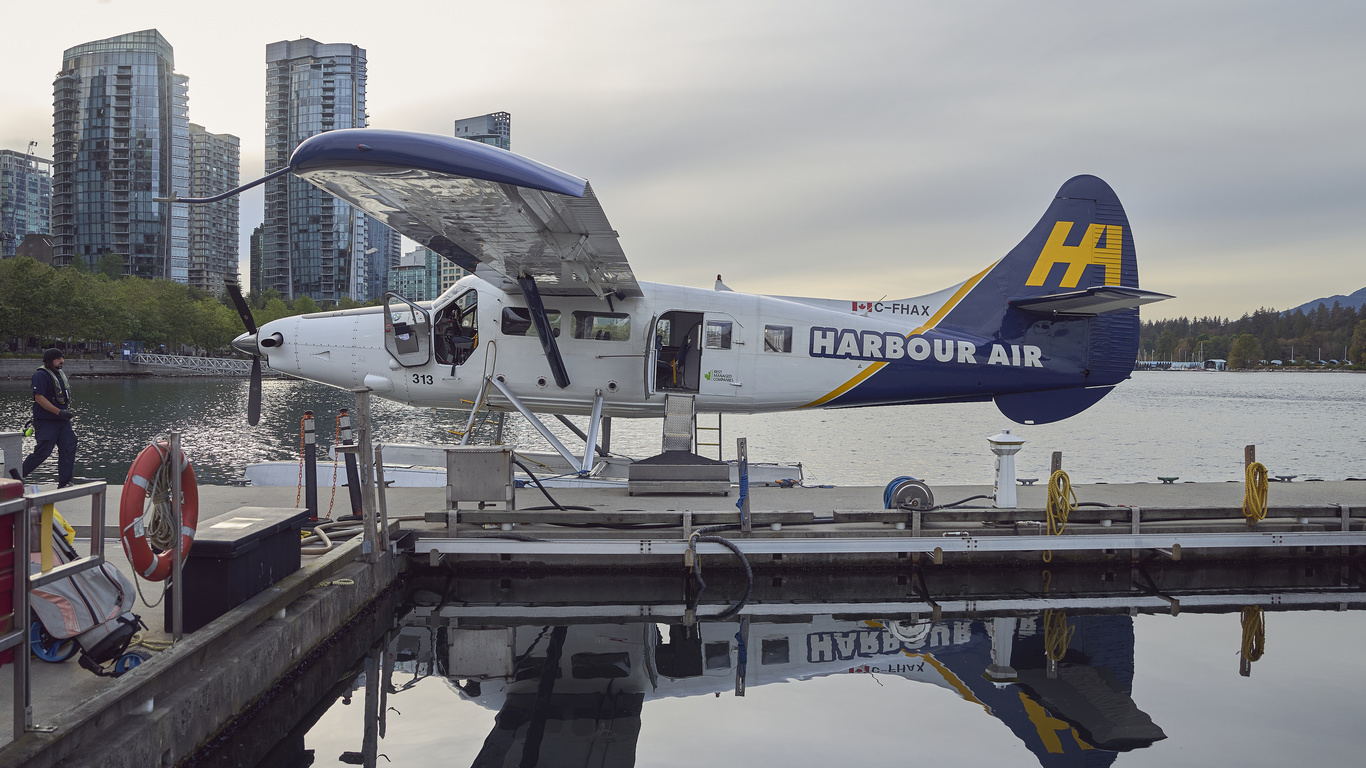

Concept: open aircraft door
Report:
left=645, top=314, right=659, bottom=397
left=697, top=313, right=743, bottom=398
left=383, top=293, right=432, bottom=368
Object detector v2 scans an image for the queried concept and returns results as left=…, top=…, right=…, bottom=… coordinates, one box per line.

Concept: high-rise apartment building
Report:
left=187, top=124, right=240, bottom=294
left=453, top=112, right=511, bottom=151
left=52, top=30, right=191, bottom=279
left=262, top=38, right=371, bottom=303
left=0, top=149, right=52, bottom=257
left=439, top=255, right=468, bottom=294
left=388, top=246, right=446, bottom=301
left=365, top=221, right=401, bottom=301
left=249, top=223, right=264, bottom=294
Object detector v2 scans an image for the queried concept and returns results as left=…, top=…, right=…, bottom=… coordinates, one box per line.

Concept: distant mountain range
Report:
left=1285, top=287, right=1366, bottom=315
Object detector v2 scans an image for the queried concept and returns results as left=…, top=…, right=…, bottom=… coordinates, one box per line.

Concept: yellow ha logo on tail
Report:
left=1025, top=222, right=1123, bottom=288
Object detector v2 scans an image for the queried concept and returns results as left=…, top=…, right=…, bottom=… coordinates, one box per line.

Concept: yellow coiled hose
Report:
left=1042, top=469, right=1077, bottom=563
left=1243, top=462, right=1269, bottom=524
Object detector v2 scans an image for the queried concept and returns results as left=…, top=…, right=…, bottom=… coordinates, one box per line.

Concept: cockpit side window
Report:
left=501, top=307, right=561, bottom=338
left=434, top=290, right=479, bottom=366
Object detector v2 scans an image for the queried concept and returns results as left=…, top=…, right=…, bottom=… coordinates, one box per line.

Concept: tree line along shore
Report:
left=0, top=255, right=374, bottom=357
left=1141, top=304, right=1366, bottom=369
left=4, top=255, right=1364, bottom=369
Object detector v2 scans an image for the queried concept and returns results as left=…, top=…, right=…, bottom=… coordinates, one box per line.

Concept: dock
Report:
left=2, top=478, right=1363, bottom=766
left=406, top=479, right=1366, bottom=568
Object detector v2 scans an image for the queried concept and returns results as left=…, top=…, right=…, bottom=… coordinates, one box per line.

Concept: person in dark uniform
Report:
left=22, top=348, right=78, bottom=487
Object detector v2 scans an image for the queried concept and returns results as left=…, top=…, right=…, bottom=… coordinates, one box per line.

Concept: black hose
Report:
left=513, top=459, right=568, bottom=511
left=539, top=521, right=679, bottom=530
left=693, top=523, right=741, bottom=535
left=901, top=494, right=995, bottom=511
left=472, top=533, right=544, bottom=542
left=689, top=533, right=752, bottom=621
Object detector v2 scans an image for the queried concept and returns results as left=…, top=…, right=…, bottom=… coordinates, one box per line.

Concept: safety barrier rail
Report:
left=130, top=353, right=273, bottom=376
left=1, top=481, right=108, bottom=741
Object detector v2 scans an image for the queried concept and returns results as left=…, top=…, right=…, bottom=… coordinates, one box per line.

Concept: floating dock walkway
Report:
left=407, top=480, right=1366, bottom=569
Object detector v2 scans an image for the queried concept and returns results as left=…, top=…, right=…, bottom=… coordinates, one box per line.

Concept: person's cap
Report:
left=43, top=348, right=63, bottom=364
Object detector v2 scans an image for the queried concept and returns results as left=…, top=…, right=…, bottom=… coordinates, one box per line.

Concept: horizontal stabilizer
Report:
left=1010, top=286, right=1173, bottom=316
left=995, top=386, right=1114, bottom=425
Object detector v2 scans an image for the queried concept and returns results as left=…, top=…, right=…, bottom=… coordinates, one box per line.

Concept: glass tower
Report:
left=0, top=149, right=52, bottom=257
left=263, top=38, right=370, bottom=302
left=188, top=124, right=240, bottom=295
left=51, top=29, right=190, bottom=280
left=365, top=220, right=401, bottom=301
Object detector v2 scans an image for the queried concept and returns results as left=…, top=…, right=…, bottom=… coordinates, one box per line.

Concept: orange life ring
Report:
left=119, top=441, right=198, bottom=582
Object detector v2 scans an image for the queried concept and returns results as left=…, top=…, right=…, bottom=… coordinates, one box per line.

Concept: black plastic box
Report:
left=167, top=506, right=309, bottom=633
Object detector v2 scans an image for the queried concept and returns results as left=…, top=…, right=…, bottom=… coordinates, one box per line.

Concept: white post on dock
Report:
left=352, top=387, right=379, bottom=564
left=170, top=431, right=184, bottom=642
left=986, top=616, right=1018, bottom=684
left=988, top=430, right=1026, bottom=509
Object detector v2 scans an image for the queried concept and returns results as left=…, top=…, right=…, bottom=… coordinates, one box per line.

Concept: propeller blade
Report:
left=226, top=281, right=257, bottom=335
left=248, top=356, right=262, bottom=427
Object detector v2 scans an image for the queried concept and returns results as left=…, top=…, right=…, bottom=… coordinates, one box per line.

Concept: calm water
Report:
left=205, top=569, right=1366, bottom=768
left=2, top=371, right=1364, bottom=486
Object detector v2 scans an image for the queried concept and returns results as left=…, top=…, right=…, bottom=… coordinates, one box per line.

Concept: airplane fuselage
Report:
left=257, top=272, right=1087, bottom=419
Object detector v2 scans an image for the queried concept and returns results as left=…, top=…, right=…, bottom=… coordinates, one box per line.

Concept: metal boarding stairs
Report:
left=467, top=381, right=724, bottom=484
left=662, top=394, right=722, bottom=459
left=662, top=394, right=694, bottom=453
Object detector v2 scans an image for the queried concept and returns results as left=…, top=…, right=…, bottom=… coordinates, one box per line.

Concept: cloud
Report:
left=8, top=1, right=1365, bottom=315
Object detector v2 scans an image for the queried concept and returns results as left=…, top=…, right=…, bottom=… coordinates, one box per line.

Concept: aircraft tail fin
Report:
left=938, top=175, right=1166, bottom=424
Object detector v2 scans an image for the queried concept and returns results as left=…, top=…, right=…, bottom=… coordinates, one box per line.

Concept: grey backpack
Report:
left=30, top=525, right=145, bottom=676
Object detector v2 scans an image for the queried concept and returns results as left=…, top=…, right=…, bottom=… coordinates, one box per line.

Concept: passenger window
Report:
left=570, top=652, right=631, bottom=679
left=501, top=307, right=561, bottom=338
left=761, top=638, right=789, bottom=665
left=764, top=325, right=793, bottom=353
left=704, top=642, right=732, bottom=670
left=705, top=320, right=732, bottom=349
left=571, top=311, right=631, bottom=341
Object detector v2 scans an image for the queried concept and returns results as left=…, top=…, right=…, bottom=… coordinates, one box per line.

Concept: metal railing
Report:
left=1, top=481, right=108, bottom=740
left=130, top=353, right=273, bottom=377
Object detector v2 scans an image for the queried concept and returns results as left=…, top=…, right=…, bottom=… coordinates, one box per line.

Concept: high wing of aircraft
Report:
left=204, top=128, right=1169, bottom=461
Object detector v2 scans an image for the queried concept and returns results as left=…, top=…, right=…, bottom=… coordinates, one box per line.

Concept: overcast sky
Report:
left=3, top=0, right=1362, bottom=319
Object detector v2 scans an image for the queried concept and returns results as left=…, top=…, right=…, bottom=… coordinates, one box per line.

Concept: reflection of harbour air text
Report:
left=810, top=328, right=1044, bottom=368
left=807, top=618, right=1033, bottom=663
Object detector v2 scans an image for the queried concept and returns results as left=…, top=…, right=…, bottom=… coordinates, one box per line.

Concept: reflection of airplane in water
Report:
left=358, top=563, right=1362, bottom=768
left=406, top=613, right=1160, bottom=768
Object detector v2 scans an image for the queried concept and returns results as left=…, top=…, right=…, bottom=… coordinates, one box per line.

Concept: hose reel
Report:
left=886, top=477, right=935, bottom=510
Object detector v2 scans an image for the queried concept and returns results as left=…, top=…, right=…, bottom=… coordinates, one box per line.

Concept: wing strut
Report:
left=517, top=275, right=571, bottom=388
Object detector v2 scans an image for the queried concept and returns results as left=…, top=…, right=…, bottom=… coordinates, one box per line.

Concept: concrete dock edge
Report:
left=0, top=537, right=402, bottom=768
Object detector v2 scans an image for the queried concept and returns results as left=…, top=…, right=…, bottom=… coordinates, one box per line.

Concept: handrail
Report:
left=1, top=481, right=108, bottom=741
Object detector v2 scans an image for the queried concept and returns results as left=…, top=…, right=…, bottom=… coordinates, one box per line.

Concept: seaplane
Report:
left=175, top=128, right=1170, bottom=476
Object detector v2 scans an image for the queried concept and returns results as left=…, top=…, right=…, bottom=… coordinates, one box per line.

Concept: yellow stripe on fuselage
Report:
left=802, top=260, right=999, bottom=408
left=907, top=652, right=992, bottom=713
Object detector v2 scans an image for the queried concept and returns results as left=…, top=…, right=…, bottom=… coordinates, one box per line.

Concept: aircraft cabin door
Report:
left=652, top=311, right=704, bottom=394
left=383, top=293, right=432, bottom=367
left=645, top=314, right=659, bottom=396
left=697, top=313, right=742, bottom=398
